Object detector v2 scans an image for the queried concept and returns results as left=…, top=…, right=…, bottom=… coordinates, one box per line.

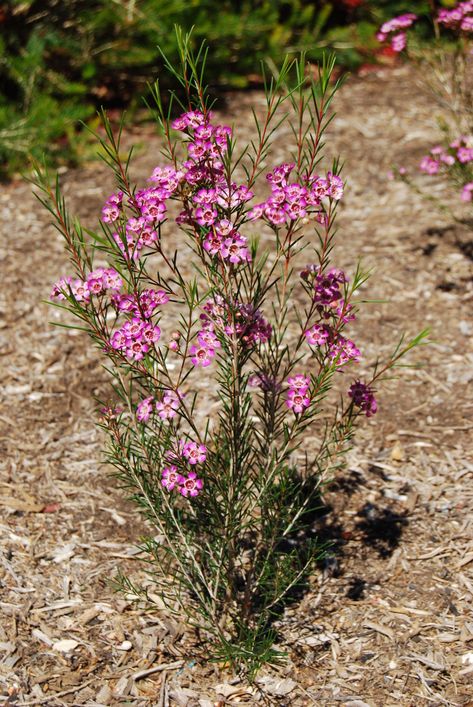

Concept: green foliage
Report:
left=0, top=0, right=454, bottom=176
left=0, top=1, right=357, bottom=176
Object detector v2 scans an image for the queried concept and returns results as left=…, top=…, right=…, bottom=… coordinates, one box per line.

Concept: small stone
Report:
left=52, top=639, right=79, bottom=653
left=117, top=640, right=133, bottom=651
left=390, top=441, right=405, bottom=462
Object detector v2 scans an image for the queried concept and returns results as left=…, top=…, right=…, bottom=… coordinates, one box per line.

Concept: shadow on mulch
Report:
left=265, top=468, right=410, bottom=627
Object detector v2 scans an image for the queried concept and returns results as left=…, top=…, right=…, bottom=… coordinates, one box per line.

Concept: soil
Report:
left=1, top=64, right=472, bottom=706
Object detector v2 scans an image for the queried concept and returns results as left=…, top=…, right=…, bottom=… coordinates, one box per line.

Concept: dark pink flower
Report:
left=348, top=380, right=377, bottom=417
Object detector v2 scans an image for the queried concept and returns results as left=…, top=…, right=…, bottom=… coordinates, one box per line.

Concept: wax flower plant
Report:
left=37, top=33, right=426, bottom=675
left=378, top=2, right=473, bottom=210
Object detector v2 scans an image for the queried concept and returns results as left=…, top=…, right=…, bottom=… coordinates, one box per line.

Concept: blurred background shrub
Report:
left=0, top=0, right=450, bottom=176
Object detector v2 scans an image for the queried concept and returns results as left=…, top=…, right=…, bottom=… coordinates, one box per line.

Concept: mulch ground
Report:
left=1, top=64, right=472, bottom=706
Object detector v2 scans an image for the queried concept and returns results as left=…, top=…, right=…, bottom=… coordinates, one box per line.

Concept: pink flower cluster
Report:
left=102, top=192, right=123, bottom=223
left=420, top=137, right=473, bottom=175
left=188, top=294, right=272, bottom=368
left=51, top=267, right=122, bottom=302
left=438, top=1, right=473, bottom=32
left=305, top=324, right=360, bottom=366
left=348, top=380, right=377, bottom=417
left=102, top=167, right=185, bottom=260
left=202, top=218, right=251, bottom=265
left=286, top=375, right=311, bottom=414
left=302, top=266, right=361, bottom=368
left=419, top=137, right=473, bottom=200
left=190, top=326, right=221, bottom=368
left=169, top=111, right=255, bottom=266
left=136, top=389, right=184, bottom=422
left=161, top=438, right=206, bottom=497
left=248, top=163, right=343, bottom=226
left=112, top=289, right=169, bottom=318
left=376, top=13, right=417, bottom=52
left=110, top=317, right=161, bottom=361
left=108, top=287, right=169, bottom=361
left=202, top=296, right=271, bottom=344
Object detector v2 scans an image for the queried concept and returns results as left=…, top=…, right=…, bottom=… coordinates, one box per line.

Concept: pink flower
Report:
left=203, top=230, right=224, bottom=256
left=220, top=234, right=251, bottom=264
left=305, top=324, right=331, bottom=347
left=457, top=146, right=473, bottom=163
left=126, top=339, right=150, bottom=361
left=141, top=323, right=161, bottom=344
left=461, top=182, right=473, bottom=201
left=161, top=465, right=180, bottom=491
left=102, top=268, right=123, bottom=291
left=137, top=396, right=154, bottom=422
left=197, top=329, right=221, bottom=349
left=312, top=268, right=347, bottom=306
left=195, top=205, right=218, bottom=227
left=326, top=172, right=344, bottom=200
left=461, top=15, right=473, bottom=31
left=286, top=389, right=311, bottom=414
left=70, top=279, right=90, bottom=302
left=189, top=343, right=215, bottom=367
left=50, top=276, right=72, bottom=300
left=420, top=156, right=440, bottom=175
left=329, top=336, right=361, bottom=365
left=266, top=163, right=295, bottom=186
left=156, top=390, right=183, bottom=420
left=101, top=191, right=123, bottom=223
left=178, top=471, right=204, bottom=497
left=287, top=374, right=310, bottom=393
left=391, top=32, right=407, bottom=53
left=182, top=441, right=207, bottom=465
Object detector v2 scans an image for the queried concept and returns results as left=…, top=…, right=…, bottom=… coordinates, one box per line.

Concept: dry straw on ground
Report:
left=1, top=65, right=472, bottom=705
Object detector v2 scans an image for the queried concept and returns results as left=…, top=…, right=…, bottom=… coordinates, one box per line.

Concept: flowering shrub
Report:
left=37, top=31, right=426, bottom=674
left=378, top=2, right=473, bottom=212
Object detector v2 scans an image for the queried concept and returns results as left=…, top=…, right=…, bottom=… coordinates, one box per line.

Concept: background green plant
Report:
left=0, top=0, right=451, bottom=177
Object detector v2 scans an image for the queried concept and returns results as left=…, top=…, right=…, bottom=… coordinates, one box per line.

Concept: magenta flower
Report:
left=220, top=234, right=251, bottom=264
left=305, top=324, right=331, bottom=347
left=101, top=191, right=123, bottom=223
left=182, top=441, right=207, bottom=465
left=286, top=389, right=311, bottom=414
left=189, top=343, right=215, bottom=367
left=313, top=268, right=347, bottom=306
left=461, top=182, right=473, bottom=201
left=178, top=471, right=204, bottom=497
left=329, top=336, right=361, bottom=365
left=348, top=381, right=378, bottom=417
left=326, top=172, right=344, bottom=200
left=126, top=339, right=150, bottom=361
left=420, top=156, right=440, bottom=175
left=50, top=276, right=72, bottom=300
left=70, top=279, right=90, bottom=302
left=457, top=146, right=473, bottom=163
left=391, top=32, right=407, bottom=53
left=287, top=374, right=310, bottom=393
left=195, top=205, right=218, bottom=227
left=197, top=329, right=221, bottom=349
left=161, top=465, right=180, bottom=491
left=203, top=230, right=224, bottom=256
left=156, top=390, right=183, bottom=420
left=137, top=396, right=154, bottom=422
